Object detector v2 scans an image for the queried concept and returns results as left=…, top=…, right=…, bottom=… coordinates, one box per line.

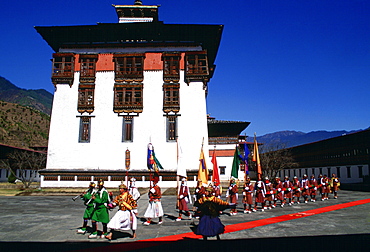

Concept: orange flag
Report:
left=253, top=134, right=262, bottom=179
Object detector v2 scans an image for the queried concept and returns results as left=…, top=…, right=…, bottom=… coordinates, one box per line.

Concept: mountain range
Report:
left=0, top=76, right=53, bottom=115
left=0, top=75, right=368, bottom=149
left=247, top=129, right=367, bottom=149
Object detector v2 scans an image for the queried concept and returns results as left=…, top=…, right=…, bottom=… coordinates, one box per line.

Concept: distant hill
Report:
left=0, top=76, right=53, bottom=115
left=247, top=129, right=367, bottom=148
left=0, top=101, right=50, bottom=148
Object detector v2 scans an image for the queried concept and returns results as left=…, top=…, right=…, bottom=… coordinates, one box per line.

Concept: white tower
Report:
left=36, top=1, right=223, bottom=188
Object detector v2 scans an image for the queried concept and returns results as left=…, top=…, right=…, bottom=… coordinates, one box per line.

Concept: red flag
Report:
left=211, top=149, right=220, bottom=186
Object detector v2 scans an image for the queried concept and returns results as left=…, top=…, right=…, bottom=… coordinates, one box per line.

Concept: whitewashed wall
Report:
left=44, top=65, right=210, bottom=186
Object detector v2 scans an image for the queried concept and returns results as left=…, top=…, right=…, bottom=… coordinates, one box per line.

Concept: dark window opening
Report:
left=79, top=116, right=91, bottom=143
left=347, top=166, right=351, bottom=178
left=220, top=166, right=226, bottom=175
left=167, top=115, right=177, bottom=141
left=122, top=117, right=133, bottom=142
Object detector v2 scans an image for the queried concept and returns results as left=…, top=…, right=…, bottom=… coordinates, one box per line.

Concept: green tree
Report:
left=0, top=150, right=46, bottom=188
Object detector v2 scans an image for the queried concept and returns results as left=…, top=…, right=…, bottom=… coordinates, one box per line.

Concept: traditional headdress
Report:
left=206, top=186, right=213, bottom=192
left=119, top=184, right=127, bottom=189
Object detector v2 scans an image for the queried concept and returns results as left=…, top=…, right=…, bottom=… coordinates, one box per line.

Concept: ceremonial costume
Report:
left=144, top=182, right=163, bottom=225
left=106, top=184, right=137, bottom=240
left=176, top=178, right=192, bottom=221
left=194, top=181, right=206, bottom=201
left=194, top=187, right=229, bottom=240
left=89, top=180, right=110, bottom=239
left=274, top=178, right=284, bottom=207
left=242, top=178, right=254, bottom=213
left=330, top=174, right=340, bottom=199
left=253, top=179, right=266, bottom=211
left=128, top=178, right=141, bottom=216
left=264, top=178, right=274, bottom=209
left=283, top=176, right=293, bottom=206
left=320, top=175, right=330, bottom=200
left=292, top=176, right=301, bottom=204
left=193, top=181, right=206, bottom=218
left=301, top=175, right=310, bottom=203
left=77, top=182, right=96, bottom=234
left=308, top=175, right=318, bottom=202
left=226, top=179, right=238, bottom=215
left=213, top=184, right=222, bottom=198
left=317, top=174, right=324, bottom=198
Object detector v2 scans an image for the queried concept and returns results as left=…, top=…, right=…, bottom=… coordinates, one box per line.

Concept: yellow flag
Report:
left=197, top=147, right=209, bottom=185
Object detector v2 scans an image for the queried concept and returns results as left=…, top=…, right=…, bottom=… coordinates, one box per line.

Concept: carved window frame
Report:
left=113, top=83, right=143, bottom=113
left=77, top=84, right=95, bottom=114
left=79, top=54, right=98, bottom=83
left=185, top=51, right=209, bottom=83
left=162, top=53, right=181, bottom=83
left=51, top=53, right=75, bottom=86
left=113, top=53, right=145, bottom=82
left=163, top=83, right=180, bottom=113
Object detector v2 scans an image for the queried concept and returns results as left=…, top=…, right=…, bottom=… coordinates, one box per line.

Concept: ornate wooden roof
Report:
left=35, top=22, right=223, bottom=68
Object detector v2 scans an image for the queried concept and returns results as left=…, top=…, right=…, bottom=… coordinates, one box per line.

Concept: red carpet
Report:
left=75, top=198, right=370, bottom=252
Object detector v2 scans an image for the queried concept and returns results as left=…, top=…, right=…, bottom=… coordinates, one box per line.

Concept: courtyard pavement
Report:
left=0, top=190, right=369, bottom=251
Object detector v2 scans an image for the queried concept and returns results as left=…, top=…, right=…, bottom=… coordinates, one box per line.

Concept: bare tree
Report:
left=0, top=150, right=46, bottom=188
left=249, top=143, right=298, bottom=180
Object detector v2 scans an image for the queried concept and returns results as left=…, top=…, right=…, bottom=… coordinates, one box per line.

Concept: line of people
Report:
left=240, top=173, right=340, bottom=213
left=75, top=174, right=340, bottom=240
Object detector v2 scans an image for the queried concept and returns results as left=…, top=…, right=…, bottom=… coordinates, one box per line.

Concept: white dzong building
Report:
left=35, top=1, right=223, bottom=187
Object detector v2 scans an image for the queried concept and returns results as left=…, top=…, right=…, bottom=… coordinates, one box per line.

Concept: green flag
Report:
left=231, top=146, right=240, bottom=178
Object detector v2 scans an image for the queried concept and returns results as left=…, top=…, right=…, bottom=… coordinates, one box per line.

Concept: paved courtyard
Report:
left=0, top=190, right=369, bottom=251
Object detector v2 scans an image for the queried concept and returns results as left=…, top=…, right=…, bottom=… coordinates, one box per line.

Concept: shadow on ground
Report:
left=1, top=233, right=369, bottom=252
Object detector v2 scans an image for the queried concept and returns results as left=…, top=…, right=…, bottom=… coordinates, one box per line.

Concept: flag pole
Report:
left=176, top=137, right=180, bottom=209
left=253, top=132, right=262, bottom=181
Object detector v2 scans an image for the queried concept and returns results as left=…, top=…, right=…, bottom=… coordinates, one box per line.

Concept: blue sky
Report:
left=0, top=0, right=369, bottom=136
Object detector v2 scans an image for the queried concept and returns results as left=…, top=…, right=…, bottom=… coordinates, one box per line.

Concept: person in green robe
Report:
left=77, top=182, right=97, bottom=234
left=88, top=179, right=110, bottom=239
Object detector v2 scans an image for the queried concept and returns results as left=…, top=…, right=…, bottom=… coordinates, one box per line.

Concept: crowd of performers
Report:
left=75, top=173, right=340, bottom=241
left=241, top=173, right=340, bottom=213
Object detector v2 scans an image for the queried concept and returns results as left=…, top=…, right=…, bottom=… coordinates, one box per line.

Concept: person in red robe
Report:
left=292, top=176, right=301, bottom=204
left=176, top=177, right=192, bottom=221
left=320, top=174, right=330, bottom=200
left=226, top=178, right=238, bottom=215
left=253, top=179, right=266, bottom=212
left=242, top=177, right=254, bottom=213
left=274, top=177, right=284, bottom=207
left=308, top=175, right=318, bottom=202
left=301, top=174, right=310, bottom=203
left=283, top=176, right=293, bottom=206
left=264, top=177, right=274, bottom=209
